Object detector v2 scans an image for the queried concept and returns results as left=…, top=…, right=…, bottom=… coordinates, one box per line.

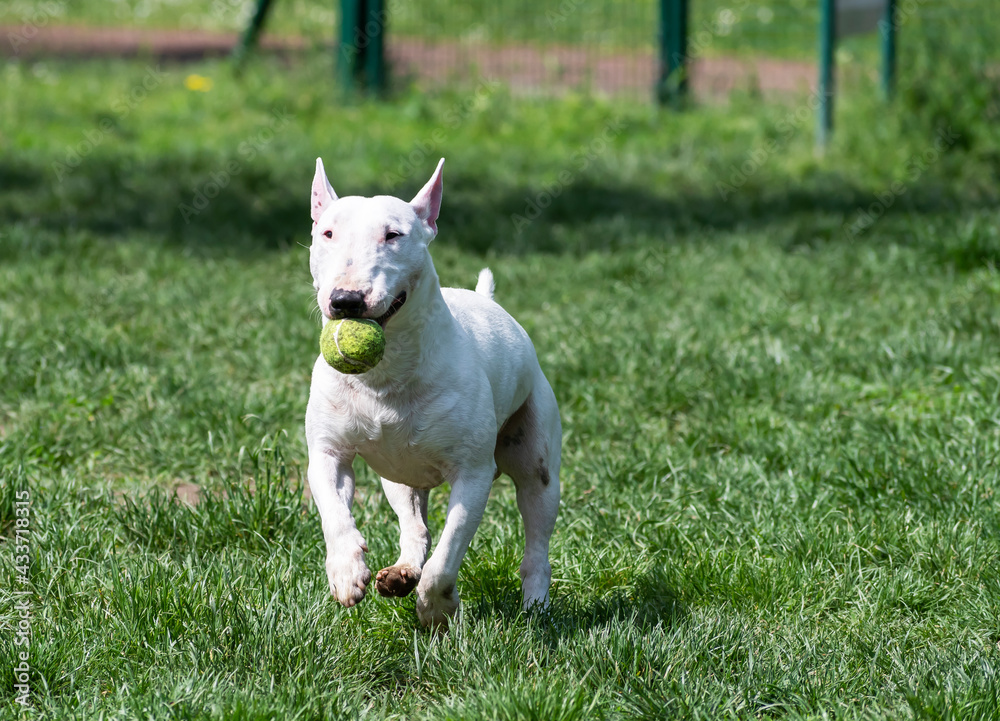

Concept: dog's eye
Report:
left=323, top=230, right=333, bottom=239
left=385, top=231, right=401, bottom=241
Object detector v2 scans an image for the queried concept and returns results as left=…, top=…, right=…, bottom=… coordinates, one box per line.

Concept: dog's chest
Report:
left=351, top=401, right=459, bottom=489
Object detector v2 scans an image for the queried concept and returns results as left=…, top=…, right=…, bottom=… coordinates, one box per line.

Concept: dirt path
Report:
left=1, top=24, right=816, bottom=98
left=0, top=25, right=304, bottom=60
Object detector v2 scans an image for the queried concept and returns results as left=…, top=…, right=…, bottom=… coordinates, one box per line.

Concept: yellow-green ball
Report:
left=320, top=318, right=386, bottom=374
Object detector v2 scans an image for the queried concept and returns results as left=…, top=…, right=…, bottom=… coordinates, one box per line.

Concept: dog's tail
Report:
left=475, top=268, right=495, bottom=300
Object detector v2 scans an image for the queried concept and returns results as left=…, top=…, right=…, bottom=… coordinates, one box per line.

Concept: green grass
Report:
left=2, top=48, right=1000, bottom=719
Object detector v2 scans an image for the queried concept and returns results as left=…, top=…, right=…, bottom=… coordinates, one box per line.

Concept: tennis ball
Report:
left=320, top=318, right=386, bottom=374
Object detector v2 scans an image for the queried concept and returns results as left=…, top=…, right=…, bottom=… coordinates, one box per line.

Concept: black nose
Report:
left=329, top=289, right=367, bottom=318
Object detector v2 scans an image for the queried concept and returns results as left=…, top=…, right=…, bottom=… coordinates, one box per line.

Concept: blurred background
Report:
left=1, top=0, right=996, bottom=253
left=3, top=0, right=997, bottom=101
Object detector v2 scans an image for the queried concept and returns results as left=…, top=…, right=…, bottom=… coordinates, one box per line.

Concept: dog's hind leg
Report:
left=375, top=479, right=431, bottom=598
left=495, top=377, right=561, bottom=611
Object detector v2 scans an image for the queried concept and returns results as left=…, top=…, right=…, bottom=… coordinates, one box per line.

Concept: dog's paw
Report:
left=415, top=583, right=460, bottom=630
left=521, top=592, right=551, bottom=614
left=375, top=565, right=420, bottom=597
left=520, top=560, right=552, bottom=612
left=326, top=546, right=371, bottom=608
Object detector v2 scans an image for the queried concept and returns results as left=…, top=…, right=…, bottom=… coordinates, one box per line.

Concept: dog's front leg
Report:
left=375, top=479, right=431, bottom=598
left=307, top=447, right=371, bottom=607
left=415, top=465, right=494, bottom=629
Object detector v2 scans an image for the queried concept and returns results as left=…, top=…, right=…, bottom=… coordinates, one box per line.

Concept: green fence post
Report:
left=880, top=0, right=897, bottom=98
left=339, top=0, right=362, bottom=93
left=817, top=0, right=836, bottom=148
left=364, top=0, right=387, bottom=95
left=232, top=0, right=276, bottom=70
left=658, top=0, right=689, bottom=106
left=340, top=0, right=386, bottom=95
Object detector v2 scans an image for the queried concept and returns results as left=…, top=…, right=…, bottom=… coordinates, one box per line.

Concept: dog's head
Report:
left=308, top=158, right=444, bottom=325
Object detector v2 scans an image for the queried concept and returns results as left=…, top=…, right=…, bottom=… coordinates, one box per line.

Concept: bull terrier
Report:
left=304, top=158, right=561, bottom=628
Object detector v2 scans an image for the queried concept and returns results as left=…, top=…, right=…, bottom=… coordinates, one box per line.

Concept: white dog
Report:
left=304, top=157, right=561, bottom=628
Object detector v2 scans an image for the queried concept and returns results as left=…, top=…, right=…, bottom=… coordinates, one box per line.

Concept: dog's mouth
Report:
left=374, top=292, right=407, bottom=327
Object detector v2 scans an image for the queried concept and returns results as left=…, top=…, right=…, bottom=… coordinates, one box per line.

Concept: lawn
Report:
left=1, top=43, right=1000, bottom=720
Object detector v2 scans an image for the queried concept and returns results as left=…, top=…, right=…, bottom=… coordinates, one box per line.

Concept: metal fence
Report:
left=320, top=0, right=995, bottom=112
left=2, top=0, right=992, bottom=106
left=384, top=1, right=657, bottom=99
left=217, top=0, right=1000, bottom=146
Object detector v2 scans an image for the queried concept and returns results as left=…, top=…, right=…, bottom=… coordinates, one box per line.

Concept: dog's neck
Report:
left=358, top=256, right=452, bottom=391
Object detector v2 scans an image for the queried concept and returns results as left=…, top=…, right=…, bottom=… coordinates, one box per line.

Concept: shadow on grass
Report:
left=462, top=567, right=686, bottom=645
left=546, top=571, right=687, bottom=635
left=2, top=151, right=997, bottom=267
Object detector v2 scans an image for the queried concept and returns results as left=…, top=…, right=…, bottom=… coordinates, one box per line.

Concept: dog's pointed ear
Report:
left=410, top=158, right=445, bottom=236
left=311, top=157, right=338, bottom=225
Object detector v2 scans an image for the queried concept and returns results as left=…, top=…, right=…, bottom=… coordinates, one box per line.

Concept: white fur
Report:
left=475, top=268, right=495, bottom=299
left=305, top=157, right=561, bottom=628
